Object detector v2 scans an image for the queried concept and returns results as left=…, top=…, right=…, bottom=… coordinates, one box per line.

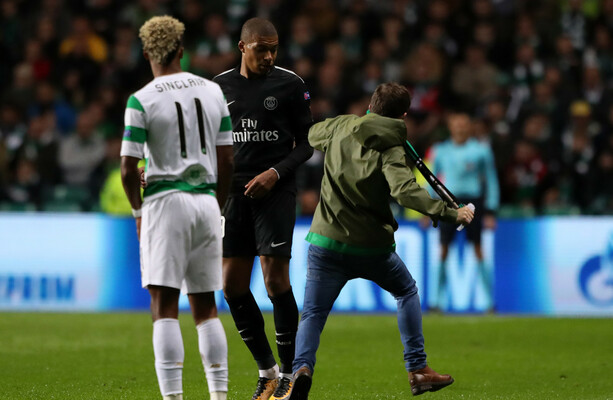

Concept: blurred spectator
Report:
left=0, top=102, right=27, bottom=168
left=28, top=0, right=72, bottom=39
left=588, top=148, right=613, bottom=214
left=552, top=34, right=582, bottom=91
left=344, top=0, right=380, bottom=44
left=315, top=61, right=346, bottom=114
left=5, top=63, right=35, bottom=111
left=561, top=100, right=598, bottom=210
left=285, top=15, right=324, bottom=65
left=503, top=138, right=548, bottom=210
left=24, top=39, right=52, bottom=82
left=292, top=57, right=317, bottom=92
left=515, top=14, right=544, bottom=57
left=595, top=0, right=613, bottom=32
left=84, top=0, right=120, bottom=42
left=560, top=0, right=587, bottom=52
left=1, top=0, right=23, bottom=68
left=99, top=136, right=131, bottom=215
left=423, top=22, right=458, bottom=59
left=310, top=97, right=336, bottom=122
left=507, top=43, right=546, bottom=121
left=103, top=23, right=149, bottom=96
left=517, top=82, right=560, bottom=124
left=190, top=14, right=238, bottom=77
left=59, top=15, right=109, bottom=64
left=580, top=66, right=613, bottom=127
left=179, top=0, right=207, bottom=49
left=403, top=43, right=445, bottom=115
left=381, top=16, right=407, bottom=63
left=392, top=0, right=420, bottom=30
left=472, top=21, right=510, bottom=68
left=338, top=15, right=363, bottom=64
left=451, top=44, right=499, bottom=110
left=28, top=81, right=76, bottom=136
left=119, top=0, right=168, bottom=30
left=367, top=37, right=401, bottom=82
left=14, top=112, right=61, bottom=189
left=34, top=16, right=61, bottom=62
left=57, top=111, right=106, bottom=193
left=300, top=0, right=339, bottom=40
left=3, top=158, right=41, bottom=207
left=403, top=43, right=445, bottom=149
left=296, top=151, right=324, bottom=216
left=583, top=25, right=613, bottom=85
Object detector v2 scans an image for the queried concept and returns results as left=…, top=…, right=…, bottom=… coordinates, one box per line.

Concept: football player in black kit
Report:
left=213, top=18, right=313, bottom=400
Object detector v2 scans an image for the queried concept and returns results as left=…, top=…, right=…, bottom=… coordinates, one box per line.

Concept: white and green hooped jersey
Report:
left=120, top=72, right=233, bottom=202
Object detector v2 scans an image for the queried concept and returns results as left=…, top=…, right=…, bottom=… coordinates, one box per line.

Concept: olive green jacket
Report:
left=306, top=113, right=458, bottom=255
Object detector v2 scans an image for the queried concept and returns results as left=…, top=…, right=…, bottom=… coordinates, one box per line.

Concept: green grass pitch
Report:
left=0, top=313, right=612, bottom=399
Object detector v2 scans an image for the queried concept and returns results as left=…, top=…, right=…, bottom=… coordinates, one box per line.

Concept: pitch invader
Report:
left=213, top=18, right=314, bottom=400
left=120, top=16, right=233, bottom=400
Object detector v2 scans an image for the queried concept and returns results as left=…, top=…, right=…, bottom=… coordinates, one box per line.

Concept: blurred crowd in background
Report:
left=1, top=0, right=613, bottom=217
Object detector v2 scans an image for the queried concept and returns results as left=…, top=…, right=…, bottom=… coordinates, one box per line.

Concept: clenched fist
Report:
left=456, top=204, right=475, bottom=226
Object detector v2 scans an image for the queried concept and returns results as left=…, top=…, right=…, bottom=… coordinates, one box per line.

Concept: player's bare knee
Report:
left=222, top=278, right=251, bottom=299
left=263, top=275, right=290, bottom=296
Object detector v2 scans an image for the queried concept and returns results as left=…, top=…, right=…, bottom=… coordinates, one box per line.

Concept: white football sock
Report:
left=209, top=392, right=227, bottom=400
left=259, top=364, right=279, bottom=379
left=163, top=394, right=183, bottom=400
left=153, top=318, right=184, bottom=396
left=197, top=318, right=229, bottom=393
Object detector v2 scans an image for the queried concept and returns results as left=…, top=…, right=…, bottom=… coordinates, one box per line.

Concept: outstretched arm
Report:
left=382, top=147, right=459, bottom=225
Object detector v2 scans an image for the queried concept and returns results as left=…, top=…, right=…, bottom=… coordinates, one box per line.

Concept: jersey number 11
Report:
left=175, top=98, right=207, bottom=158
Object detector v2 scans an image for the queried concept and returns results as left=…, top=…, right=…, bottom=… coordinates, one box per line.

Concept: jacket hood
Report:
left=351, top=113, right=407, bottom=151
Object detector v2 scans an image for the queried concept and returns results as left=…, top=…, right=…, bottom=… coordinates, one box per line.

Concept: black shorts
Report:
left=439, top=197, right=484, bottom=245
left=222, top=190, right=296, bottom=258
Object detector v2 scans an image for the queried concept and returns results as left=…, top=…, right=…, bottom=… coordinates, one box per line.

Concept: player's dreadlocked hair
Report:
left=139, top=16, right=185, bottom=66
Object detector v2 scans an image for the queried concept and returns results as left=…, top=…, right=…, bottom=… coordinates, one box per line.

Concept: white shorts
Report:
left=140, top=191, right=222, bottom=293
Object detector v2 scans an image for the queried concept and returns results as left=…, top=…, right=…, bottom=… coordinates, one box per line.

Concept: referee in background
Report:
left=428, top=112, right=499, bottom=311
left=213, top=18, right=313, bottom=400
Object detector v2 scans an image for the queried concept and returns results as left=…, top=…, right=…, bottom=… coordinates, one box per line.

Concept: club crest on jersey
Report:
left=264, top=96, right=278, bottom=110
left=304, top=91, right=310, bottom=100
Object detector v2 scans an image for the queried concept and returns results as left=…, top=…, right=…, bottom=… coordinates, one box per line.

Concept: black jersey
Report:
left=213, top=66, right=313, bottom=194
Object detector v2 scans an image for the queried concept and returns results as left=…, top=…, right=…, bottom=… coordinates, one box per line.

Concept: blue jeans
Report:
left=293, top=244, right=427, bottom=374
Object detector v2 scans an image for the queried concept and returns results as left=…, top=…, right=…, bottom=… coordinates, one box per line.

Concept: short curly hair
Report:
left=139, top=16, right=185, bottom=66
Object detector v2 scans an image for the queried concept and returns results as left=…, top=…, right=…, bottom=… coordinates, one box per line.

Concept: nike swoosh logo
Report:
left=227, top=100, right=236, bottom=106
left=271, top=241, right=287, bottom=248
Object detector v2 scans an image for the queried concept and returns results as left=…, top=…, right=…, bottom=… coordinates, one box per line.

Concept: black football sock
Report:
left=226, top=291, right=276, bottom=370
left=270, top=287, right=299, bottom=374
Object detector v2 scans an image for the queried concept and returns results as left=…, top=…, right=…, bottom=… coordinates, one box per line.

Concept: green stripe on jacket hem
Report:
left=305, top=232, right=395, bottom=256
left=144, top=181, right=217, bottom=198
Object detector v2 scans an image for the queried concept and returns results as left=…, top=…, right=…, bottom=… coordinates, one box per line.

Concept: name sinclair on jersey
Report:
left=154, top=77, right=207, bottom=92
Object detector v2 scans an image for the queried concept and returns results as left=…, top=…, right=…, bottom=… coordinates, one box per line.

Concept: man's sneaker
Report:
left=252, top=377, right=278, bottom=400
left=269, top=376, right=292, bottom=400
left=289, top=366, right=312, bottom=400
left=408, top=365, right=454, bottom=396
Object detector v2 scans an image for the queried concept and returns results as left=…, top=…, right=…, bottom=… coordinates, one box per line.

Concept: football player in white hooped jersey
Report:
left=120, top=16, right=233, bottom=400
